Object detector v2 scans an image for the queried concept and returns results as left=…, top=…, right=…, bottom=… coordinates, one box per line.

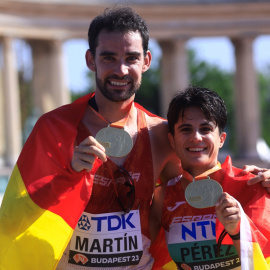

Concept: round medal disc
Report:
left=185, top=179, right=223, bottom=209
left=95, top=126, right=133, bottom=157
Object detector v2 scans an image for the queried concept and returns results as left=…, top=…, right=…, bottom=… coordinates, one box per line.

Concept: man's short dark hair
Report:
left=88, top=6, right=149, bottom=57
left=167, top=85, right=228, bottom=135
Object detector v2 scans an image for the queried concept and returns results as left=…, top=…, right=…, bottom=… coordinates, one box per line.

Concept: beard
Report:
left=95, top=73, right=141, bottom=102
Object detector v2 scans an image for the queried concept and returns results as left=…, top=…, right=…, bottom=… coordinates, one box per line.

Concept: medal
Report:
left=88, top=97, right=134, bottom=157
left=95, top=126, right=133, bottom=157
left=185, top=177, right=223, bottom=208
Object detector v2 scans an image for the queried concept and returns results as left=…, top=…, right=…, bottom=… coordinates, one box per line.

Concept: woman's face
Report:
left=169, top=107, right=226, bottom=177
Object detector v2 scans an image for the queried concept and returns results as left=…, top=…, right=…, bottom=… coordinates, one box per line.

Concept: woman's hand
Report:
left=215, top=192, right=241, bottom=236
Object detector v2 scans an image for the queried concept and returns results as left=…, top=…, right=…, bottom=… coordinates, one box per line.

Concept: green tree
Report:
left=134, top=66, right=161, bottom=115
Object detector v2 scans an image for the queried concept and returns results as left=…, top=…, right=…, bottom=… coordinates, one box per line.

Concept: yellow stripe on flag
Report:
left=252, top=243, right=270, bottom=269
left=0, top=165, right=73, bottom=270
left=266, top=257, right=270, bottom=267
left=161, top=260, right=178, bottom=269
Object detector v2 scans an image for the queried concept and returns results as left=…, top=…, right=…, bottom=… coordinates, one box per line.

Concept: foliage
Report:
left=134, top=66, right=161, bottom=115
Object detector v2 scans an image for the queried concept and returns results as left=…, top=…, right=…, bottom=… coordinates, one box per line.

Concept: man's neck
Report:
left=94, top=92, right=135, bottom=124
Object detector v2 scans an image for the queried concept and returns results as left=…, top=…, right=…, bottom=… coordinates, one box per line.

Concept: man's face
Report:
left=86, top=30, right=151, bottom=102
left=168, top=107, right=226, bottom=176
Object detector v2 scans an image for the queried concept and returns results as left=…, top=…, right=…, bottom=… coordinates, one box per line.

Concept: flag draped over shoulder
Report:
left=215, top=157, right=270, bottom=270
left=0, top=93, right=101, bottom=270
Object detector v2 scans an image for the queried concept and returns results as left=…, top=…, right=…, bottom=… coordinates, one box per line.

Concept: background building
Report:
left=1, top=0, right=270, bottom=201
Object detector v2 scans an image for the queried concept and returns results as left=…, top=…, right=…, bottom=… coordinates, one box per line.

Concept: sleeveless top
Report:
left=161, top=174, right=241, bottom=270
left=57, top=107, right=155, bottom=270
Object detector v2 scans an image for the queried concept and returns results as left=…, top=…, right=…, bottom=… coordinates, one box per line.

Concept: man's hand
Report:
left=215, top=192, right=241, bottom=236
left=71, top=136, right=107, bottom=172
left=242, top=165, right=270, bottom=193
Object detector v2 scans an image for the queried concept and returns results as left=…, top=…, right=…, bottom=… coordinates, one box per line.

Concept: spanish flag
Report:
left=216, top=200, right=270, bottom=270
left=239, top=203, right=270, bottom=269
left=0, top=94, right=101, bottom=269
left=214, top=158, right=270, bottom=270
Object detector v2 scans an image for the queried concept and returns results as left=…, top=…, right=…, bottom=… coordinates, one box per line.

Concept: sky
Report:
left=62, top=35, right=270, bottom=93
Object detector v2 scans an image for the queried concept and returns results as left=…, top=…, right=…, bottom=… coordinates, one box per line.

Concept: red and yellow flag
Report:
left=150, top=228, right=177, bottom=269
left=216, top=200, right=270, bottom=270
left=0, top=94, right=101, bottom=269
left=215, top=158, right=270, bottom=269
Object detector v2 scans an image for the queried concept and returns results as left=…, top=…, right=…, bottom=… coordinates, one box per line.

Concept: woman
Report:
left=150, top=86, right=270, bottom=270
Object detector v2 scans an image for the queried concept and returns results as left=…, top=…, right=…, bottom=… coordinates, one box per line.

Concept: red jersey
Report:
left=77, top=107, right=154, bottom=238
left=161, top=157, right=270, bottom=270
left=57, top=104, right=156, bottom=269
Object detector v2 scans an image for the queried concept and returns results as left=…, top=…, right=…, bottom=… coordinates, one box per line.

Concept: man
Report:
left=58, top=7, right=181, bottom=269
left=0, top=6, right=269, bottom=270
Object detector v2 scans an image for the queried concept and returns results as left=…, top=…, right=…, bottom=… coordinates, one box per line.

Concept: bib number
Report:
left=69, top=210, right=143, bottom=267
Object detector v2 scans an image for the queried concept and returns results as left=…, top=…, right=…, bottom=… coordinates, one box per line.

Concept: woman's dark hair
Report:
left=167, top=85, right=228, bottom=135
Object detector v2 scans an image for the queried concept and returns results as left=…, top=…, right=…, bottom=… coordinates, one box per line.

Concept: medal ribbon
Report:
left=89, top=102, right=130, bottom=129
left=182, top=162, right=222, bottom=182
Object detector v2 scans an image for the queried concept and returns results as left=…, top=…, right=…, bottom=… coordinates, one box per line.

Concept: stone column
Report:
left=50, top=40, right=70, bottom=107
left=1, top=36, right=22, bottom=166
left=0, top=47, right=5, bottom=166
left=28, top=39, right=70, bottom=115
left=231, top=36, right=260, bottom=159
left=159, top=39, right=189, bottom=118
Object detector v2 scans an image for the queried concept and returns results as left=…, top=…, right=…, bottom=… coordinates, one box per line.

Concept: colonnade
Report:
left=0, top=37, right=70, bottom=166
left=160, top=36, right=260, bottom=159
left=0, top=34, right=261, bottom=167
